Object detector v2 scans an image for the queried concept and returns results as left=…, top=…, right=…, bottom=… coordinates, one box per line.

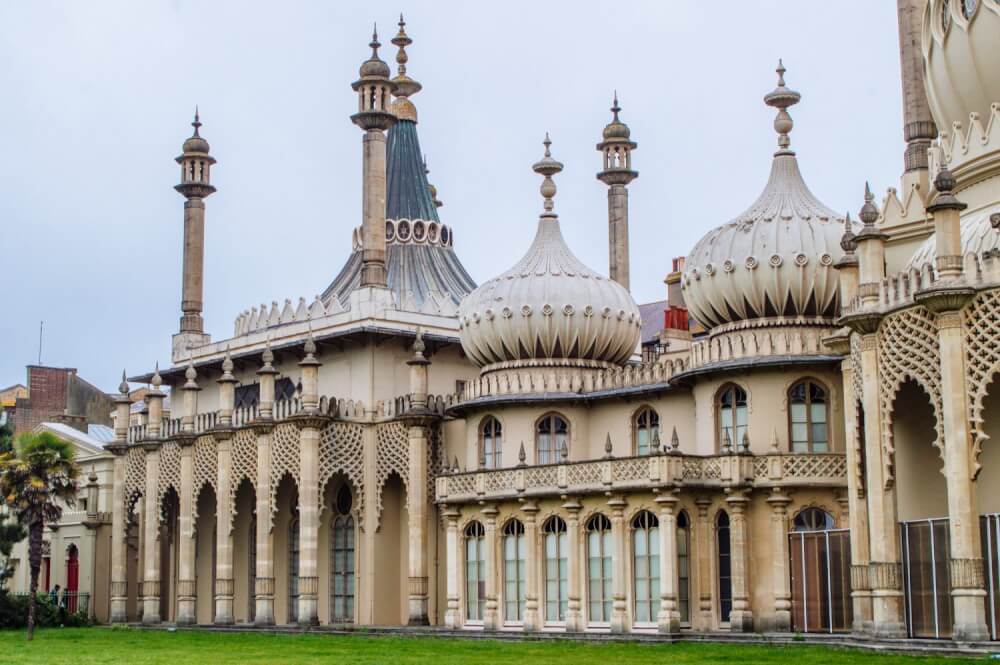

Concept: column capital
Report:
left=766, top=488, right=792, bottom=510
left=561, top=496, right=582, bottom=513
left=950, top=557, right=985, bottom=590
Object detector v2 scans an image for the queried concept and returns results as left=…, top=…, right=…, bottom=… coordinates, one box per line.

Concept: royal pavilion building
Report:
left=105, top=3, right=1000, bottom=645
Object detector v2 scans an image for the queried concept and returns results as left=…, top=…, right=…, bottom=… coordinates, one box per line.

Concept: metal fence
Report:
left=8, top=591, right=90, bottom=615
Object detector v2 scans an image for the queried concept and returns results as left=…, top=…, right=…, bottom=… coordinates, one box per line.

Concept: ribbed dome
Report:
left=681, top=63, right=858, bottom=330
left=922, top=0, right=1000, bottom=143
left=458, top=137, right=640, bottom=369
left=183, top=135, right=209, bottom=153
left=907, top=205, right=1000, bottom=269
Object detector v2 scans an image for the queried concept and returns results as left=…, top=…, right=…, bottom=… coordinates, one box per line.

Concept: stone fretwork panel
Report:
left=269, top=423, right=301, bottom=523
left=964, top=288, right=1000, bottom=478
left=157, top=440, right=181, bottom=514
left=191, top=435, right=217, bottom=520
left=124, top=445, right=146, bottom=509
left=230, top=428, right=258, bottom=506
left=375, top=421, right=410, bottom=520
left=319, top=422, right=365, bottom=510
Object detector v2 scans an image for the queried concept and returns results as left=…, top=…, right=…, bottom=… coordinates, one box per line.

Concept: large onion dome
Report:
left=458, top=136, right=641, bottom=370
left=681, top=63, right=858, bottom=330
left=922, top=0, right=1000, bottom=143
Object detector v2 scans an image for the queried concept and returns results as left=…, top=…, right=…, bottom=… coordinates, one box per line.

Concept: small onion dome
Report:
left=182, top=110, right=210, bottom=153
left=906, top=205, right=1000, bottom=269
left=602, top=93, right=631, bottom=140
left=458, top=136, right=641, bottom=369
left=681, top=62, right=860, bottom=330
left=359, top=27, right=391, bottom=79
left=922, top=0, right=1000, bottom=147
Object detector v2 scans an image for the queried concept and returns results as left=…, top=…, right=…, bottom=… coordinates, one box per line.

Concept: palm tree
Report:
left=0, top=431, right=80, bottom=640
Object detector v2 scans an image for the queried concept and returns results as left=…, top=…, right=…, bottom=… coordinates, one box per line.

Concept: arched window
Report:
left=480, top=417, right=503, bottom=469
left=717, top=384, right=748, bottom=450
left=677, top=511, right=691, bottom=624
left=586, top=514, right=613, bottom=624
left=789, top=380, right=829, bottom=453
left=288, top=516, right=300, bottom=624
left=330, top=485, right=355, bottom=623
left=793, top=507, right=835, bottom=531
left=634, top=407, right=660, bottom=456
left=464, top=521, right=486, bottom=621
left=632, top=511, right=660, bottom=624
left=717, top=511, right=732, bottom=623
left=503, top=519, right=526, bottom=622
left=543, top=517, right=568, bottom=623
left=536, top=413, right=569, bottom=464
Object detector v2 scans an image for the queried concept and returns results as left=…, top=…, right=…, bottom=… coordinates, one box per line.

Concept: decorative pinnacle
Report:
left=532, top=133, right=563, bottom=217
left=670, top=426, right=680, bottom=452
left=723, top=428, right=733, bottom=452
left=184, top=359, right=197, bottom=383
left=221, top=348, right=235, bottom=376
left=560, top=439, right=569, bottom=461
left=651, top=429, right=661, bottom=454
left=370, top=24, right=380, bottom=57
left=859, top=182, right=879, bottom=226
left=413, top=328, right=426, bottom=356
left=604, top=433, right=613, bottom=458
left=192, top=107, right=201, bottom=136
left=262, top=339, right=274, bottom=366
left=119, top=370, right=129, bottom=395
left=518, top=442, right=526, bottom=466
left=611, top=90, right=620, bottom=122
left=840, top=213, right=858, bottom=254
left=392, top=14, right=411, bottom=75
left=740, top=430, right=750, bottom=453
left=151, top=362, right=162, bottom=389
left=764, top=59, right=801, bottom=151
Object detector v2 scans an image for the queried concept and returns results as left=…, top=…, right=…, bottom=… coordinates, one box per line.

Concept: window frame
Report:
left=787, top=378, right=831, bottom=453
left=329, top=485, right=355, bottom=624
left=631, top=510, right=660, bottom=626
left=633, top=406, right=660, bottom=456
left=716, top=510, right=732, bottom=624
left=502, top=519, right=527, bottom=625
left=463, top=521, right=486, bottom=624
left=535, top=412, right=570, bottom=465
left=585, top=513, right=613, bottom=626
left=716, top=383, right=748, bottom=452
left=479, top=416, right=503, bottom=470
left=542, top=516, right=569, bottom=625
left=676, top=510, right=691, bottom=626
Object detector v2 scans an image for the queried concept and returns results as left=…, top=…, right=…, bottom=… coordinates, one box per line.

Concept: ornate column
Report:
left=656, top=491, right=680, bottom=633
left=766, top=489, right=792, bottom=632
left=141, top=371, right=165, bottom=625
left=443, top=506, right=462, bottom=629
left=695, top=497, right=713, bottom=629
left=214, top=352, right=237, bottom=625
left=405, top=333, right=431, bottom=625
left=521, top=500, right=540, bottom=632
left=176, top=362, right=200, bottom=625
left=253, top=343, right=277, bottom=626
left=482, top=504, right=500, bottom=631
left=295, top=336, right=323, bottom=626
left=726, top=489, right=753, bottom=632
left=563, top=497, right=583, bottom=632
left=108, top=373, right=131, bottom=624
left=608, top=494, right=629, bottom=633
left=842, top=351, right=873, bottom=634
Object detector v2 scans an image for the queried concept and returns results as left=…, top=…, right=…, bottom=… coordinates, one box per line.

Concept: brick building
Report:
left=10, top=365, right=113, bottom=436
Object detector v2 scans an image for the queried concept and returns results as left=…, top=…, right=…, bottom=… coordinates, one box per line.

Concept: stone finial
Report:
left=518, top=441, right=527, bottom=466
left=453, top=456, right=461, bottom=474
left=928, top=165, right=968, bottom=213
left=740, top=430, right=750, bottom=454
left=532, top=134, right=564, bottom=217
left=670, top=426, right=680, bottom=453
left=860, top=182, right=879, bottom=226
left=723, top=428, right=733, bottom=453
left=651, top=429, right=661, bottom=454
left=604, top=433, right=613, bottom=459
left=763, top=59, right=801, bottom=151
left=413, top=328, right=426, bottom=357
left=88, top=466, right=99, bottom=484
left=299, top=333, right=321, bottom=367
left=262, top=339, right=274, bottom=366
left=119, top=370, right=129, bottom=395
left=770, top=428, right=780, bottom=453
left=560, top=439, right=569, bottom=461
left=184, top=359, right=199, bottom=390
left=151, top=363, right=163, bottom=389
left=991, top=213, right=1000, bottom=232
left=221, top=348, right=234, bottom=375
left=840, top=213, right=858, bottom=254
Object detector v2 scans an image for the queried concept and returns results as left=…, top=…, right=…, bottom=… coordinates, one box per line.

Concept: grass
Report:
left=0, top=627, right=987, bottom=664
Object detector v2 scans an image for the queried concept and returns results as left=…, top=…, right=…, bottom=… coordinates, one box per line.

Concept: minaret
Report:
left=351, top=27, right=397, bottom=288
left=897, top=0, right=936, bottom=183
left=596, top=93, right=637, bottom=291
left=174, top=110, right=216, bottom=352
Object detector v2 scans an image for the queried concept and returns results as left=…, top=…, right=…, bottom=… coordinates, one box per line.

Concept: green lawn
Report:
left=0, top=628, right=986, bottom=664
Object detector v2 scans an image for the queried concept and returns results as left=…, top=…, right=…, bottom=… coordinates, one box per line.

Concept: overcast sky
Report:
left=0, top=1, right=903, bottom=393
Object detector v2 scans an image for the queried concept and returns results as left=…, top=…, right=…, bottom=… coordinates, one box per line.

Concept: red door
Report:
left=66, top=545, right=79, bottom=613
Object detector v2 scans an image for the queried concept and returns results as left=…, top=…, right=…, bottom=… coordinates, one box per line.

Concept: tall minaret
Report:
left=174, top=110, right=216, bottom=355
left=596, top=93, right=637, bottom=291
left=897, top=0, right=936, bottom=183
left=351, top=27, right=397, bottom=288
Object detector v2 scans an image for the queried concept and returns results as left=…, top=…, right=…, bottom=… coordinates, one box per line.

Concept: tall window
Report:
left=586, top=514, right=613, bottom=623
left=543, top=517, right=568, bottom=623
left=503, top=520, right=526, bottom=622
left=793, top=507, right=835, bottom=531
left=717, top=511, right=732, bottom=623
left=634, top=407, right=660, bottom=456
left=465, top=521, right=486, bottom=621
left=717, top=384, right=748, bottom=450
left=288, top=516, right=300, bottom=624
left=330, top=485, right=355, bottom=623
left=632, top=511, right=660, bottom=624
left=789, top=380, right=829, bottom=452
left=677, top=511, right=691, bottom=624
left=536, top=413, right=569, bottom=464
left=480, top=417, right=503, bottom=469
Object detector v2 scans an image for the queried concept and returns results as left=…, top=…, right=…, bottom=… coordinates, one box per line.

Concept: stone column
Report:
left=482, top=504, right=500, bottom=631
left=609, top=494, right=629, bottom=633
left=727, top=490, right=753, bottom=632
left=522, top=500, right=540, bottom=632
left=214, top=432, right=235, bottom=624
left=176, top=437, right=197, bottom=625
left=406, top=421, right=430, bottom=625
left=360, top=128, right=389, bottom=287
left=141, top=442, right=161, bottom=624
left=563, top=497, right=583, bottom=632
left=252, top=424, right=275, bottom=625
left=108, top=448, right=128, bottom=623
left=859, top=332, right=907, bottom=638
left=841, top=355, right=873, bottom=634
left=896, top=0, right=937, bottom=179
left=695, top=497, right=713, bottom=629
left=297, top=423, right=320, bottom=626
left=443, top=506, right=461, bottom=629
left=607, top=184, right=630, bottom=290
left=656, top=491, right=680, bottom=633
left=767, top=490, right=792, bottom=632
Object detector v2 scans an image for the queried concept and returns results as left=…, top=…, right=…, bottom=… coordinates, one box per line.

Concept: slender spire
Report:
left=533, top=133, right=563, bottom=218
left=611, top=90, right=620, bottom=122
left=763, top=59, right=801, bottom=152
left=390, top=13, right=422, bottom=120
left=192, top=106, right=201, bottom=136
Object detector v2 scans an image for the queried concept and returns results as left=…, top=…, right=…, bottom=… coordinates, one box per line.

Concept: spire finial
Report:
left=119, top=370, right=129, bottom=395
left=859, top=182, right=880, bottom=226
left=764, top=58, right=801, bottom=152
left=611, top=91, right=620, bottom=122
left=370, top=23, right=380, bottom=56
left=840, top=212, right=858, bottom=254
left=151, top=362, right=162, bottom=389
left=392, top=14, right=411, bottom=76
left=192, top=106, right=201, bottom=137
left=532, top=133, right=564, bottom=217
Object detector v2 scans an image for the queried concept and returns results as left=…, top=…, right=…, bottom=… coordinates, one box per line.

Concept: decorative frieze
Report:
left=140, top=581, right=160, bottom=597
left=215, top=578, right=234, bottom=596
left=869, top=561, right=902, bottom=591
left=297, top=576, right=319, bottom=595
left=254, top=577, right=275, bottom=596
left=950, top=557, right=985, bottom=590
left=177, top=580, right=197, bottom=597
left=850, top=564, right=871, bottom=591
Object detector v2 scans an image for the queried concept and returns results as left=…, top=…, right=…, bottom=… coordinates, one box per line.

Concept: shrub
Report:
left=0, top=591, right=91, bottom=629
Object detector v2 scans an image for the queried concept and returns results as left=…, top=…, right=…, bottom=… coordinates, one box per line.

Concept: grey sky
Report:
left=0, top=1, right=902, bottom=392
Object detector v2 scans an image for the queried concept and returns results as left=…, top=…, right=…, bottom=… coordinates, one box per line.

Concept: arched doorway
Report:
left=232, top=479, right=255, bottom=624
left=788, top=507, right=852, bottom=633
left=159, top=488, right=180, bottom=621
left=194, top=484, right=217, bottom=625
left=329, top=484, right=355, bottom=624
left=373, top=473, right=408, bottom=625
left=977, top=376, right=1000, bottom=640
left=65, top=544, right=79, bottom=613
left=892, top=379, right=951, bottom=638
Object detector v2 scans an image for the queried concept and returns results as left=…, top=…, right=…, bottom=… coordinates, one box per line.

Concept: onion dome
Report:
left=182, top=109, right=210, bottom=154
left=458, top=135, right=641, bottom=370
left=681, top=62, right=859, bottom=330
left=358, top=26, right=390, bottom=79
left=922, top=1, right=1000, bottom=144
left=907, top=206, right=1000, bottom=269
left=602, top=93, right=631, bottom=140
